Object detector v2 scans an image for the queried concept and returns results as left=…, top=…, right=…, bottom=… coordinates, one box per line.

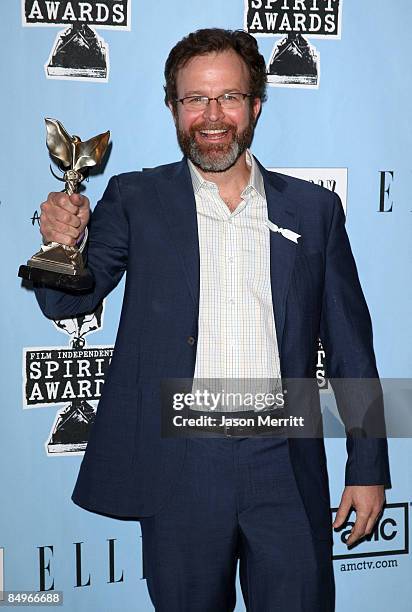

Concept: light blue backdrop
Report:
left=1, top=1, right=411, bottom=610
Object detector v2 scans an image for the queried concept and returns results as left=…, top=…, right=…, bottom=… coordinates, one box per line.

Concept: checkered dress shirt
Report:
left=188, top=151, right=282, bottom=410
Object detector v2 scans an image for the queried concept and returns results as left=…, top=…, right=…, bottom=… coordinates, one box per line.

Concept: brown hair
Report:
left=164, top=28, right=267, bottom=108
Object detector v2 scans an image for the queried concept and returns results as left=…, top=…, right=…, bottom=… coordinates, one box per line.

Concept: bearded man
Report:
left=34, top=28, right=390, bottom=612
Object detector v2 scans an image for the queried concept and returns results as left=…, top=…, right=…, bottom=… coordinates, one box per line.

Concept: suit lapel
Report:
left=257, top=160, right=299, bottom=352
left=154, top=159, right=200, bottom=309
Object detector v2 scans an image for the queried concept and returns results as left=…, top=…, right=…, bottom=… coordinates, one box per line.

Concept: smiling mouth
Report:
left=198, top=128, right=230, bottom=140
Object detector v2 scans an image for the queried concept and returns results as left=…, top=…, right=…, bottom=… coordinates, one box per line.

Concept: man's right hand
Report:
left=40, top=192, right=90, bottom=247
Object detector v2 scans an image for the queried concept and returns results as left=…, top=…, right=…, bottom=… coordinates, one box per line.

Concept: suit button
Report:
left=187, top=336, right=196, bottom=346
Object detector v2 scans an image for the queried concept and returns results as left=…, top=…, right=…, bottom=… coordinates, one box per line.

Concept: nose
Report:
left=203, top=98, right=224, bottom=122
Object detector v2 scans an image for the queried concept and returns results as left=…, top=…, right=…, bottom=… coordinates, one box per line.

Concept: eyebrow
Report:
left=180, top=89, right=242, bottom=97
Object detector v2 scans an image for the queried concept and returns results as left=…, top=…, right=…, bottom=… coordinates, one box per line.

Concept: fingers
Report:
left=345, top=508, right=383, bottom=546
left=40, top=192, right=90, bottom=246
left=42, top=200, right=81, bottom=228
left=345, top=511, right=369, bottom=546
left=332, top=493, right=352, bottom=530
left=362, top=498, right=384, bottom=539
left=334, top=486, right=385, bottom=547
left=70, top=193, right=89, bottom=209
left=364, top=510, right=382, bottom=538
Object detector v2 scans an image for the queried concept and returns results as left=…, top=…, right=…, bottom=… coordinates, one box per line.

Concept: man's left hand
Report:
left=333, top=485, right=385, bottom=547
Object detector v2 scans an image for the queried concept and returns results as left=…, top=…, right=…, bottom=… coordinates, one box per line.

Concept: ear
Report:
left=168, top=101, right=177, bottom=124
left=251, top=97, right=261, bottom=123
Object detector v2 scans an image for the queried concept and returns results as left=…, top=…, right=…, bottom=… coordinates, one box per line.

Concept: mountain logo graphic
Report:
left=22, top=0, right=131, bottom=82
left=22, top=302, right=114, bottom=457
left=244, top=0, right=343, bottom=89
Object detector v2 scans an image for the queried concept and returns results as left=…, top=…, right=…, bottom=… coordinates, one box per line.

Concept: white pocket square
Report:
left=265, top=220, right=301, bottom=244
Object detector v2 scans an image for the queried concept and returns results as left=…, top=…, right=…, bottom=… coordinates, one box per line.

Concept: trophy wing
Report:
left=73, top=131, right=110, bottom=171
left=45, top=118, right=73, bottom=168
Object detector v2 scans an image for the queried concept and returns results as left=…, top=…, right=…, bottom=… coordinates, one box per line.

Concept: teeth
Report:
left=200, top=129, right=227, bottom=134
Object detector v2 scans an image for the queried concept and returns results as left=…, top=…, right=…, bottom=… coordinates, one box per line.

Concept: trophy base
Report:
left=18, top=265, right=94, bottom=291
left=18, top=244, right=94, bottom=291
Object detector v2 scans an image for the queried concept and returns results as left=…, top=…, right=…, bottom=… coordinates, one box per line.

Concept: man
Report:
left=35, top=28, right=390, bottom=612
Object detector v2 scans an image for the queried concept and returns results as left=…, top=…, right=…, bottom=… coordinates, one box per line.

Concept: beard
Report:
left=176, top=109, right=256, bottom=173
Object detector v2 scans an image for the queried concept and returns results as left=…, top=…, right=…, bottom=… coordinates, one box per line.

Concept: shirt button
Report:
left=228, top=298, right=235, bottom=305
left=187, top=336, right=196, bottom=346
left=228, top=256, right=234, bottom=263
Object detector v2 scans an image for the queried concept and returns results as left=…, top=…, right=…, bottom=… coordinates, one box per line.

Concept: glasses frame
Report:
left=175, top=92, right=253, bottom=109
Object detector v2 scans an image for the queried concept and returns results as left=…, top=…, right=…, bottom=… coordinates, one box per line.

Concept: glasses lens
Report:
left=181, top=94, right=246, bottom=110
left=183, top=96, right=208, bottom=110
left=219, top=93, right=243, bottom=108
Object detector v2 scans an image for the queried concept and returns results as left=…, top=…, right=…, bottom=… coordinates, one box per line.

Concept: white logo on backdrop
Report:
left=332, top=503, right=409, bottom=561
left=22, top=303, right=114, bottom=457
left=244, top=0, right=343, bottom=89
left=270, top=167, right=347, bottom=213
left=22, top=0, right=131, bottom=82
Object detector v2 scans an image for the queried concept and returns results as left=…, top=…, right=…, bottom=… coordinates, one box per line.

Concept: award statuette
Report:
left=18, top=118, right=110, bottom=291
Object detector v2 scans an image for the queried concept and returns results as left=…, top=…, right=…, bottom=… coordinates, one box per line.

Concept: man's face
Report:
left=170, top=50, right=261, bottom=173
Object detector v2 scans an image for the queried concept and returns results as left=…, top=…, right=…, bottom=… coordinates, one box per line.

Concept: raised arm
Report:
left=34, top=175, right=128, bottom=319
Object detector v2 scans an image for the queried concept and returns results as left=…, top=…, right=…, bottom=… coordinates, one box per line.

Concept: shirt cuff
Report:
left=77, top=226, right=88, bottom=253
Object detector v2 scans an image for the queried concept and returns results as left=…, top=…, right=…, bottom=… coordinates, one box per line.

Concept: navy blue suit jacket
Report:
left=35, top=157, right=391, bottom=541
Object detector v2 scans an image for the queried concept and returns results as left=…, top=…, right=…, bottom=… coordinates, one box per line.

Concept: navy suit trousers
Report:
left=140, top=436, right=335, bottom=611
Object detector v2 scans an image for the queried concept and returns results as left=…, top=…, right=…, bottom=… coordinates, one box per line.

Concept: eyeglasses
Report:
left=176, top=92, right=252, bottom=111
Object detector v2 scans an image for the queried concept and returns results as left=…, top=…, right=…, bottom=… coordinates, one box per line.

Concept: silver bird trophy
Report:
left=19, top=118, right=110, bottom=291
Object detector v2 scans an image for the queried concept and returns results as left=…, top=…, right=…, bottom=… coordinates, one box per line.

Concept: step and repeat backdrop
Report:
left=1, top=1, right=411, bottom=610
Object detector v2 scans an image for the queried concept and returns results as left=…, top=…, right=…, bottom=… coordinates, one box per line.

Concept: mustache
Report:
left=190, top=122, right=236, bottom=133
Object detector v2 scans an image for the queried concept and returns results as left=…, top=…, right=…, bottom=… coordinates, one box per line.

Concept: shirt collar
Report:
left=187, top=150, right=266, bottom=200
